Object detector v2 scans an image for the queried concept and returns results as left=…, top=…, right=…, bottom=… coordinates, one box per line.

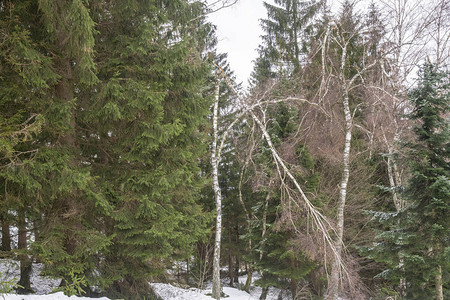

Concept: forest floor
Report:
left=1, top=259, right=282, bottom=300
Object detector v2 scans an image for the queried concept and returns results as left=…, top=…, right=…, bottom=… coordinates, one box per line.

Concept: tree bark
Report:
left=238, top=161, right=253, bottom=292
left=328, top=41, right=352, bottom=300
left=17, top=210, right=33, bottom=294
left=0, top=215, right=11, bottom=252
left=259, top=286, right=269, bottom=300
left=228, top=219, right=234, bottom=287
left=435, top=265, right=443, bottom=300
left=211, top=77, right=222, bottom=299
left=243, top=266, right=252, bottom=292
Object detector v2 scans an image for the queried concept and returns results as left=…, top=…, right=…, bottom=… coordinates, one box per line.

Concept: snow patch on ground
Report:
left=151, top=274, right=282, bottom=300
left=151, top=283, right=264, bottom=300
left=2, top=292, right=110, bottom=300
left=0, top=259, right=60, bottom=295
left=1, top=259, right=284, bottom=300
left=151, top=283, right=212, bottom=300
left=223, top=286, right=260, bottom=300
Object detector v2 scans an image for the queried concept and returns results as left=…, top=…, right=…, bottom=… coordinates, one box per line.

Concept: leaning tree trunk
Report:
left=217, top=63, right=341, bottom=284
left=238, top=156, right=254, bottom=292
left=211, top=77, right=222, bottom=300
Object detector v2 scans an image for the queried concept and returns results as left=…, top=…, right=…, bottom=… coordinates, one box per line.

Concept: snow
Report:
left=1, top=259, right=283, bottom=300
left=2, top=292, right=110, bottom=300
left=0, top=259, right=60, bottom=295
left=151, top=283, right=212, bottom=300
left=223, top=287, right=259, bottom=300
left=151, top=283, right=273, bottom=300
left=151, top=274, right=282, bottom=300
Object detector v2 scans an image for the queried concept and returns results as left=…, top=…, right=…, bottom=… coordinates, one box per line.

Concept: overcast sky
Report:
left=206, top=0, right=273, bottom=87
left=206, top=0, right=344, bottom=88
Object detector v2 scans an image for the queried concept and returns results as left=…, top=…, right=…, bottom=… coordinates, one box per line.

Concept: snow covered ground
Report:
left=151, top=280, right=282, bottom=300
left=1, top=293, right=110, bottom=300
left=0, top=259, right=60, bottom=295
left=1, top=259, right=282, bottom=300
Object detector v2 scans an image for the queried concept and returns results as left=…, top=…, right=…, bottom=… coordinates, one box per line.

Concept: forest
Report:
left=0, top=0, right=448, bottom=299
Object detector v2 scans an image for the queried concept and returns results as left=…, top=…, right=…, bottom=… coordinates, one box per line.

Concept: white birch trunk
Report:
left=327, top=41, right=352, bottom=300
left=216, top=62, right=344, bottom=296
left=211, top=78, right=222, bottom=300
left=328, top=93, right=352, bottom=300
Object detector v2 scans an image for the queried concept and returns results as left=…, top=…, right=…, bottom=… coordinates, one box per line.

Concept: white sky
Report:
left=206, top=0, right=274, bottom=87
left=206, top=0, right=342, bottom=88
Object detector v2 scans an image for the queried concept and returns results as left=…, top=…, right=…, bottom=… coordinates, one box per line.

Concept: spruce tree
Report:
left=259, top=0, right=321, bottom=78
left=84, top=1, right=213, bottom=298
left=1, top=0, right=111, bottom=294
left=401, top=64, right=449, bottom=299
left=1, top=0, right=215, bottom=298
left=365, top=64, right=449, bottom=299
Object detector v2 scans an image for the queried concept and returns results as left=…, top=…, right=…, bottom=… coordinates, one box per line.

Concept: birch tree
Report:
left=363, top=1, right=449, bottom=295
left=215, top=64, right=346, bottom=297
left=318, top=6, right=379, bottom=297
left=211, top=76, right=223, bottom=300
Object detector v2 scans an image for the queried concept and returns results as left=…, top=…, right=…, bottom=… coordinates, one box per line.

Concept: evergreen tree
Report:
left=1, top=0, right=215, bottom=298
left=365, top=64, right=449, bottom=299
left=258, top=0, right=321, bottom=80
left=401, top=64, right=449, bottom=299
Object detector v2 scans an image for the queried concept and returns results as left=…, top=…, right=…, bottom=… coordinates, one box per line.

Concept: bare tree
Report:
left=318, top=15, right=379, bottom=297
left=424, top=0, right=450, bottom=67
left=365, top=1, right=449, bottom=295
left=215, top=64, right=348, bottom=298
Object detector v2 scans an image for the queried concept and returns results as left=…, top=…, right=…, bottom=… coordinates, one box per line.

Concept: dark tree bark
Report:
left=0, top=214, right=11, bottom=252
left=260, top=286, right=269, bottom=300
left=17, top=210, right=33, bottom=294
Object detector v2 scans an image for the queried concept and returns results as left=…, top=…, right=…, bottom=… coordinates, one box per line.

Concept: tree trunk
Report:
left=0, top=215, right=11, bottom=252
left=234, top=225, right=240, bottom=285
left=228, top=219, right=234, bottom=287
left=290, top=278, right=298, bottom=299
left=211, top=78, right=222, bottom=299
left=244, top=265, right=252, bottom=292
left=55, top=50, right=83, bottom=288
left=328, top=42, right=352, bottom=300
left=17, top=210, right=33, bottom=294
left=435, top=265, right=443, bottom=300
left=387, top=155, right=406, bottom=296
left=239, top=162, right=253, bottom=292
left=259, top=286, right=269, bottom=300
